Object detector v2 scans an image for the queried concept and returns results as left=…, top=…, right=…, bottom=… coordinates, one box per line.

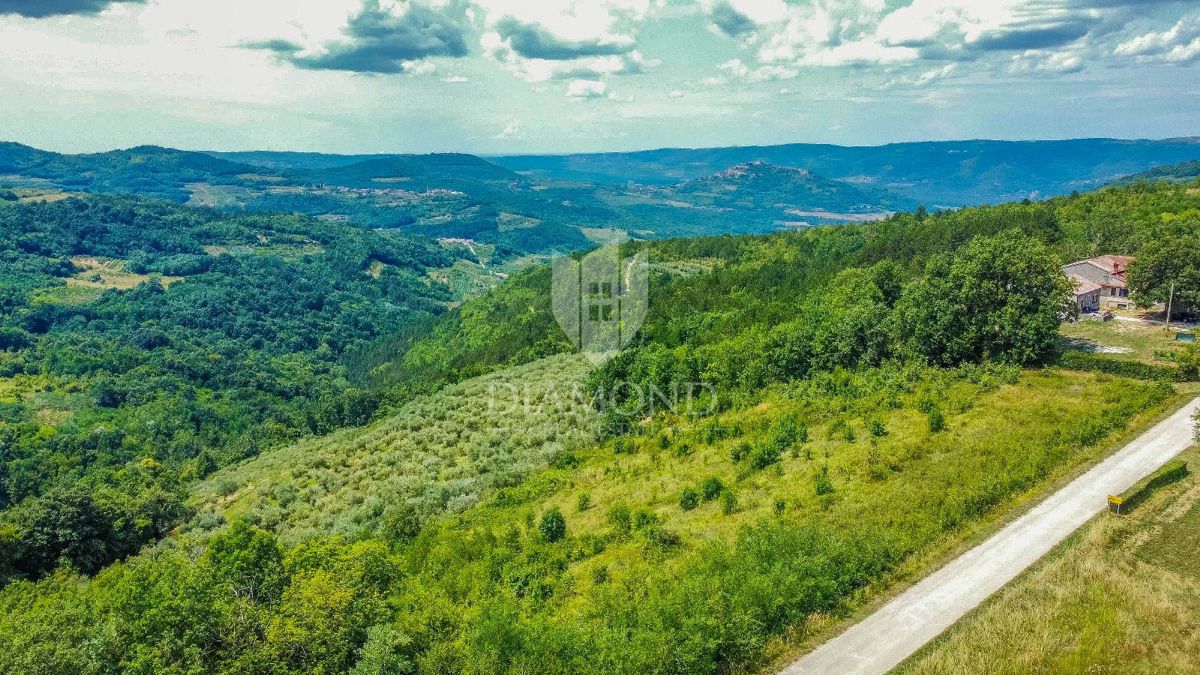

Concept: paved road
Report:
left=782, top=396, right=1200, bottom=675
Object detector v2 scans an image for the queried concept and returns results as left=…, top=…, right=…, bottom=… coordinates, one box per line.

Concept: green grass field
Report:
left=1060, top=317, right=1183, bottom=365
left=899, top=446, right=1200, bottom=674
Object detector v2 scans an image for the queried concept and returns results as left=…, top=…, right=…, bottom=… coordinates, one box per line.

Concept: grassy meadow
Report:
left=1060, top=316, right=1185, bottom=365
left=899, top=445, right=1200, bottom=675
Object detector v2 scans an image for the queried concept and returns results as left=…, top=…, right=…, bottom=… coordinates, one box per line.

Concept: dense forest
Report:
left=0, top=178, right=1198, bottom=673
left=0, top=195, right=458, bottom=578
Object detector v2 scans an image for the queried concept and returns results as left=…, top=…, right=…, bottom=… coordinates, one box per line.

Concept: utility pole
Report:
left=1165, top=282, right=1175, bottom=333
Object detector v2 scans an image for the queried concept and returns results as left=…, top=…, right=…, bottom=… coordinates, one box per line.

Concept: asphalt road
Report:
left=782, top=396, right=1200, bottom=675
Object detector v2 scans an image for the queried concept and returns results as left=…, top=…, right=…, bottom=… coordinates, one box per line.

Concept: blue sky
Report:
left=1, top=0, right=1198, bottom=154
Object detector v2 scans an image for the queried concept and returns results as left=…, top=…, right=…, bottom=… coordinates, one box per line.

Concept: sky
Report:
left=1, top=0, right=1198, bottom=155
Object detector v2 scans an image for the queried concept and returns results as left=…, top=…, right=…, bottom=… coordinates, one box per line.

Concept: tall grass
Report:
left=899, top=447, right=1200, bottom=674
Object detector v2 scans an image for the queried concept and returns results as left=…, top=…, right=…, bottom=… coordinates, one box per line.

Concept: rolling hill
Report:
left=489, top=137, right=1200, bottom=206
left=2, top=177, right=1200, bottom=673
left=0, top=142, right=920, bottom=255
left=1111, top=159, right=1200, bottom=185
left=661, top=161, right=916, bottom=219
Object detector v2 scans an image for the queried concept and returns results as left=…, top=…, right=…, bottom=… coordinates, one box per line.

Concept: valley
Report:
left=8, top=1, right=1200, bottom=671
left=2, top=167, right=1199, bottom=672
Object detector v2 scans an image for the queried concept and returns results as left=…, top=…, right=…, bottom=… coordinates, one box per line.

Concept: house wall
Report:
left=1077, top=290, right=1101, bottom=313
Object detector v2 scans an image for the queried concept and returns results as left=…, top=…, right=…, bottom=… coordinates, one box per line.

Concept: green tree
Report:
left=1128, top=227, right=1200, bottom=318
left=352, top=625, right=414, bottom=675
left=200, top=520, right=285, bottom=603
left=893, top=230, right=1072, bottom=366
left=538, top=507, right=566, bottom=543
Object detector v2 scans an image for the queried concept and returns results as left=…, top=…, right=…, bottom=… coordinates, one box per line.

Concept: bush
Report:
left=607, top=504, right=632, bottom=535
left=1058, top=350, right=1179, bottom=381
left=927, top=407, right=945, bottom=433
left=550, top=452, right=580, bottom=470
left=381, top=503, right=422, bottom=542
left=538, top=507, right=566, bottom=543
left=613, top=438, right=635, bottom=454
left=814, top=465, right=834, bottom=496
left=679, top=488, right=699, bottom=511
left=749, top=443, right=782, bottom=471
left=576, top=493, right=591, bottom=512
left=632, top=509, right=659, bottom=530
left=720, top=489, right=737, bottom=515
left=699, top=476, right=725, bottom=501
left=868, top=418, right=887, bottom=437
left=730, top=441, right=752, bottom=462
left=1177, top=344, right=1200, bottom=381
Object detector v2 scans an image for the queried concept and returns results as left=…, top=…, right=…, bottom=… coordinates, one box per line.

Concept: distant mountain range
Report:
left=3, top=137, right=1200, bottom=255
left=487, top=138, right=1200, bottom=206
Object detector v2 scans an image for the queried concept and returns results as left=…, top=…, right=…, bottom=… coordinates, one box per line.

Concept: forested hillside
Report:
left=1, top=143, right=904, bottom=255
left=1, top=179, right=1198, bottom=674
left=362, top=178, right=1200, bottom=399
left=0, top=195, right=458, bottom=578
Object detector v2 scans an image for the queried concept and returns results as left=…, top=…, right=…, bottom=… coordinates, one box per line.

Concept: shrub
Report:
left=1177, top=344, right=1200, bottom=381
left=607, top=504, right=632, bottom=535
left=591, top=565, right=609, bottom=585
left=927, top=407, right=945, bottom=433
left=642, top=526, right=681, bottom=555
left=679, top=488, right=699, bottom=511
left=814, top=465, right=834, bottom=496
left=774, top=498, right=786, bottom=516
left=720, top=490, right=737, bottom=515
left=827, top=417, right=856, bottom=442
left=749, top=443, right=782, bottom=470
left=538, top=507, right=566, bottom=543
left=1116, top=460, right=1189, bottom=513
left=550, top=452, right=580, bottom=470
left=868, top=418, right=887, bottom=437
left=576, top=493, right=591, bottom=512
left=381, top=503, right=423, bottom=542
left=1058, top=350, right=1179, bottom=381
left=632, top=509, right=659, bottom=531
left=699, top=476, right=725, bottom=501
left=730, top=441, right=752, bottom=462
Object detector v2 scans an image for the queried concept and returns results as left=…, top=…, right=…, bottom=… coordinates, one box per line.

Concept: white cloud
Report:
left=478, top=0, right=658, bottom=82
left=1115, top=13, right=1200, bottom=64
left=916, top=62, right=957, bottom=85
left=493, top=120, right=522, bottom=138
left=565, top=78, right=607, bottom=99
left=715, top=57, right=797, bottom=82
left=1007, top=50, right=1084, bottom=74
left=404, top=59, right=437, bottom=76
left=442, top=75, right=468, bottom=82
